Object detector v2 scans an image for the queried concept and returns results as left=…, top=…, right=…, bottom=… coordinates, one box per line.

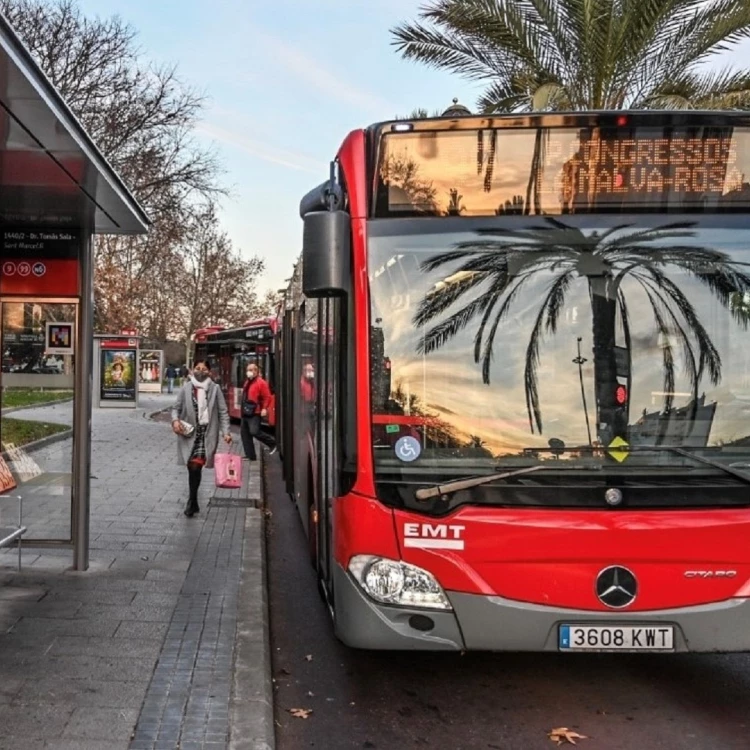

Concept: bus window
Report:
left=232, top=354, right=244, bottom=387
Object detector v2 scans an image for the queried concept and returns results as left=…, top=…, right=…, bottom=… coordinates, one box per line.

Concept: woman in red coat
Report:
left=240, top=363, right=277, bottom=461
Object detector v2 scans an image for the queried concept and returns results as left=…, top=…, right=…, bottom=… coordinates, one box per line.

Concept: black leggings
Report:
left=188, top=464, right=203, bottom=503
left=240, top=416, right=276, bottom=460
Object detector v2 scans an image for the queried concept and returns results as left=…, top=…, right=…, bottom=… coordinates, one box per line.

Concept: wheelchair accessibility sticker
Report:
left=394, top=436, right=421, bottom=463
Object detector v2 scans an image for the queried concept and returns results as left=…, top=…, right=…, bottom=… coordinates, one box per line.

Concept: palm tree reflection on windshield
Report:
left=413, top=219, right=750, bottom=444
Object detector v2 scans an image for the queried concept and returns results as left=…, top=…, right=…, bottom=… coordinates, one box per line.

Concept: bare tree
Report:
left=380, top=153, right=438, bottom=213
left=256, top=289, right=283, bottom=317
left=1, top=0, right=224, bottom=218
left=1, top=0, right=248, bottom=341
left=172, top=203, right=265, bottom=342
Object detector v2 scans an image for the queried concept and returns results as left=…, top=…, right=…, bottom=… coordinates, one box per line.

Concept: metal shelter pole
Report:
left=73, top=231, right=93, bottom=570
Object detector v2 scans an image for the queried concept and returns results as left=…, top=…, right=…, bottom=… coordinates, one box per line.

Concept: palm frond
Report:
left=650, top=293, right=677, bottom=416
left=635, top=265, right=722, bottom=384
left=644, top=67, right=750, bottom=109
left=474, top=269, right=542, bottom=370
left=391, top=21, right=503, bottom=81
left=522, top=272, right=574, bottom=432
left=417, top=287, right=498, bottom=353
left=414, top=270, right=489, bottom=326
left=395, top=107, right=445, bottom=119
left=419, top=249, right=479, bottom=272
left=392, top=0, right=750, bottom=111
left=634, top=274, right=702, bottom=407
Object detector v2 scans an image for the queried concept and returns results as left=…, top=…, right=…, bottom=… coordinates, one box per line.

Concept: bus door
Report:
left=258, top=343, right=276, bottom=427
left=231, top=352, right=246, bottom=415
left=281, top=314, right=296, bottom=494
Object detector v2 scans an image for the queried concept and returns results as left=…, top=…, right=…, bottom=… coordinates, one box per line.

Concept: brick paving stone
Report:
left=0, top=394, right=264, bottom=748
left=128, top=504, right=245, bottom=750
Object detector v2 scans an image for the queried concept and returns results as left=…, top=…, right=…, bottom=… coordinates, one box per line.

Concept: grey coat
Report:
left=171, top=379, right=230, bottom=468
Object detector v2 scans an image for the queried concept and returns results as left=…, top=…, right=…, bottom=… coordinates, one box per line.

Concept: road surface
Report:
left=265, top=456, right=750, bottom=750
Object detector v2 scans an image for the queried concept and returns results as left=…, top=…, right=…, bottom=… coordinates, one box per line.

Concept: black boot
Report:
left=185, top=466, right=202, bottom=517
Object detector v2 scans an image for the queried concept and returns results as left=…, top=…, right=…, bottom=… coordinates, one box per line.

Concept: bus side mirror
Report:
left=302, top=210, right=350, bottom=298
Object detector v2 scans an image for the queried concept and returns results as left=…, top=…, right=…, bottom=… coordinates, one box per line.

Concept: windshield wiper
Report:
left=520, top=443, right=750, bottom=486
left=414, top=465, right=597, bottom=501
left=625, top=445, right=750, bottom=486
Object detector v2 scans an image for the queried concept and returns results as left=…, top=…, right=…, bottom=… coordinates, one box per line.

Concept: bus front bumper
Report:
left=333, top=564, right=750, bottom=652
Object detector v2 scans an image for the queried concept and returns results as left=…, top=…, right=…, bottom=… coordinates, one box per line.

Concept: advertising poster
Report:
left=0, top=454, right=17, bottom=494
left=45, top=321, right=74, bottom=355
left=138, top=350, right=163, bottom=393
left=100, top=349, right=136, bottom=401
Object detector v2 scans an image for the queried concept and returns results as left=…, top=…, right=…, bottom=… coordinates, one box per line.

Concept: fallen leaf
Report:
left=307, top=691, right=315, bottom=697
left=289, top=708, right=312, bottom=719
left=548, top=727, right=588, bottom=746
left=304, top=654, right=313, bottom=661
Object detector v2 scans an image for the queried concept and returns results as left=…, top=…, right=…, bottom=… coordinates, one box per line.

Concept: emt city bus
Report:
left=277, top=109, right=750, bottom=652
left=193, top=318, right=277, bottom=425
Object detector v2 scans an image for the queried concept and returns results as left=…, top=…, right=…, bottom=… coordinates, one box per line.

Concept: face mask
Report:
left=247, top=371, right=256, bottom=379
left=305, top=371, right=314, bottom=380
left=193, top=371, right=209, bottom=382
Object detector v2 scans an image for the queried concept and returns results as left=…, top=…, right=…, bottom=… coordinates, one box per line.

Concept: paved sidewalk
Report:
left=0, top=394, right=273, bottom=749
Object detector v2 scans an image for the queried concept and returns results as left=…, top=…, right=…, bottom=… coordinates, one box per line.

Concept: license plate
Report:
left=559, top=624, right=674, bottom=651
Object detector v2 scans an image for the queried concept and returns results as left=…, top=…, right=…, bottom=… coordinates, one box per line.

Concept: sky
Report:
left=75, top=0, right=481, bottom=296
left=75, top=0, right=750, bottom=299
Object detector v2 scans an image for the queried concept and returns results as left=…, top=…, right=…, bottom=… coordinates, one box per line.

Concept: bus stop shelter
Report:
left=0, top=14, right=149, bottom=570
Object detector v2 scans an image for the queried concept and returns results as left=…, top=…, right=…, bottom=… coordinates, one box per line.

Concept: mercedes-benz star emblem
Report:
left=596, top=566, right=637, bottom=608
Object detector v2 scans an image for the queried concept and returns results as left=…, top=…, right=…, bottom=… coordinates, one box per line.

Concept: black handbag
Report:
left=242, top=398, right=257, bottom=418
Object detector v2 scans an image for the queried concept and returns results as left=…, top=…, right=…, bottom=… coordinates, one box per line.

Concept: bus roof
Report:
left=365, top=109, right=750, bottom=138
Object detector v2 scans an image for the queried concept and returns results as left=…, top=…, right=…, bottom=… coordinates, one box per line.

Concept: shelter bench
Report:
left=0, top=494, right=25, bottom=571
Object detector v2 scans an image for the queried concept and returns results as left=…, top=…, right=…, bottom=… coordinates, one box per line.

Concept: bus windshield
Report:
left=368, top=214, right=750, bottom=497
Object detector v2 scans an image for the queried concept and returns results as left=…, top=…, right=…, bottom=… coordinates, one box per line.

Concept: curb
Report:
left=0, top=397, right=74, bottom=417
left=1, top=427, right=72, bottom=458
left=230, top=494, right=275, bottom=750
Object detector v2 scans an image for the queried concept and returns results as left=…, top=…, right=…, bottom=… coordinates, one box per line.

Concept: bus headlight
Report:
left=348, top=555, right=452, bottom=610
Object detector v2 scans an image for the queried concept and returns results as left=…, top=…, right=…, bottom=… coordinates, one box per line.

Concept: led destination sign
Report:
left=376, top=122, right=750, bottom=216
left=560, top=129, right=743, bottom=209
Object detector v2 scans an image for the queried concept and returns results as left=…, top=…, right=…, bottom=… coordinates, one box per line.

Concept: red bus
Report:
left=193, top=318, right=277, bottom=425
left=277, top=110, right=750, bottom=652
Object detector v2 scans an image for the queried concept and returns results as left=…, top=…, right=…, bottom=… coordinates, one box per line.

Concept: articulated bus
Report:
left=277, top=110, right=750, bottom=652
left=193, top=318, right=277, bottom=425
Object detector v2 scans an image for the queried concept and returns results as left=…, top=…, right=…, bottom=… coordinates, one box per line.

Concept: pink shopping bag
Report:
left=214, top=452, right=242, bottom=489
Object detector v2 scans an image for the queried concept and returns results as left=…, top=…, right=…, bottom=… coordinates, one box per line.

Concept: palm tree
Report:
left=391, top=380, right=462, bottom=448
left=445, top=188, right=466, bottom=215
left=396, top=100, right=472, bottom=120
left=396, top=108, right=444, bottom=119
left=391, top=0, right=750, bottom=113
left=413, top=219, right=750, bottom=443
left=380, top=153, right=439, bottom=212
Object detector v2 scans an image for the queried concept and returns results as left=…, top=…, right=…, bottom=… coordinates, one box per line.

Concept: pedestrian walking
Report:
left=165, top=364, right=177, bottom=394
left=179, top=364, right=189, bottom=386
left=240, top=363, right=277, bottom=461
left=171, top=359, right=232, bottom=517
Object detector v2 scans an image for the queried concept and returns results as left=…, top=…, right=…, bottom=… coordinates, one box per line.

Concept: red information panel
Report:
left=0, top=228, right=80, bottom=296
left=101, top=337, right=138, bottom=349
left=0, top=258, right=79, bottom=296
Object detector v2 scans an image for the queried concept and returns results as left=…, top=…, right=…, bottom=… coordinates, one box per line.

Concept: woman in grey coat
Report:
left=171, top=359, right=232, bottom=517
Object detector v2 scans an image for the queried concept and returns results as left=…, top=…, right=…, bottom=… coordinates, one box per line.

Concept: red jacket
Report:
left=243, top=377, right=272, bottom=412
left=299, top=377, right=315, bottom=404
